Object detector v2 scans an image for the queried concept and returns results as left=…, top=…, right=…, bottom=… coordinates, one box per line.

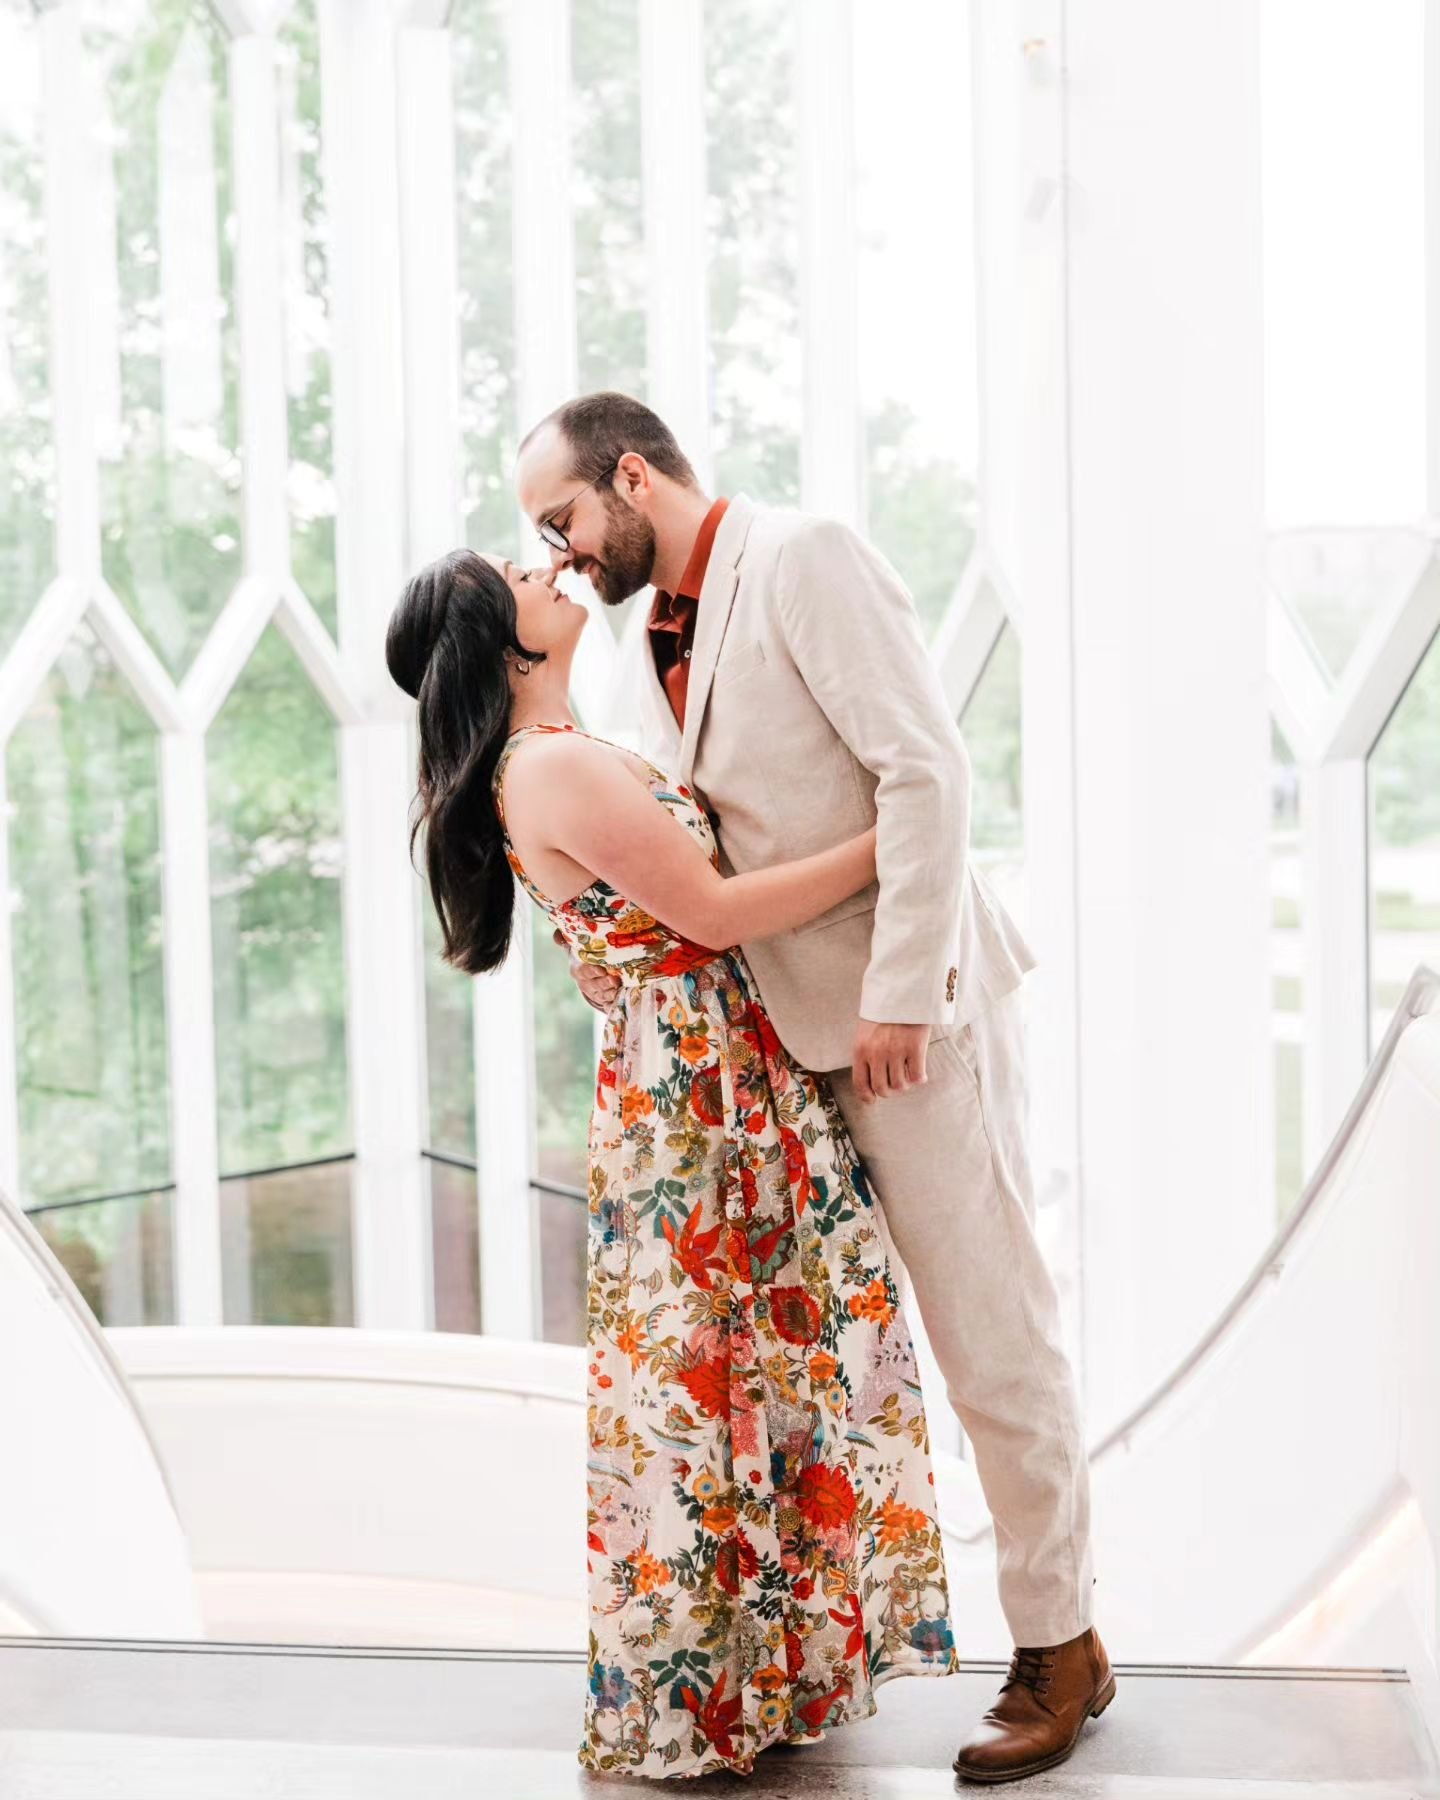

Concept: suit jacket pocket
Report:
left=791, top=885, right=877, bottom=936
left=713, top=637, right=767, bottom=687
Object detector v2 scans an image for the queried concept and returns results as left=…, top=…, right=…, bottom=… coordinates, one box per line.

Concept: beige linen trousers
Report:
left=626, top=494, right=1095, bottom=1647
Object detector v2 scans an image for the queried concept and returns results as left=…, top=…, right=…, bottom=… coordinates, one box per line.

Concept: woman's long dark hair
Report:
left=385, top=548, right=548, bottom=975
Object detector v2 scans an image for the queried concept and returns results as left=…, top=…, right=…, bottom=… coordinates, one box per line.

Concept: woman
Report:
left=386, top=547, right=958, bottom=1780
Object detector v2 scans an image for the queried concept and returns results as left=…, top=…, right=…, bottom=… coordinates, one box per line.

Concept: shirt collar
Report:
left=649, top=496, right=730, bottom=624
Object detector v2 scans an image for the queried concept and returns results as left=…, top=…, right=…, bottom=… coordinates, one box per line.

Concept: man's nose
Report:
left=546, top=543, right=570, bottom=572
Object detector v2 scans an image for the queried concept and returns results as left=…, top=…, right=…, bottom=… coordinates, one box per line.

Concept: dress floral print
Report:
left=492, top=723, right=958, bottom=1780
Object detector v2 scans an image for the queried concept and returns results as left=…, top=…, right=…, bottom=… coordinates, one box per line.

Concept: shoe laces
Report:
left=1003, top=1645, right=1056, bottom=1697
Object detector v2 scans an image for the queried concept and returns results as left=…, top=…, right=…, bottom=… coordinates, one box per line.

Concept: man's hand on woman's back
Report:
left=556, top=926, right=621, bottom=1011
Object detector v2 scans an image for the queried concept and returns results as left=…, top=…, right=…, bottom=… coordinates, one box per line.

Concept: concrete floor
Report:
left=0, top=1637, right=1437, bottom=1798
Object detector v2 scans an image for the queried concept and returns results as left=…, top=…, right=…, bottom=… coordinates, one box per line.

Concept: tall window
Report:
left=854, top=0, right=980, bottom=640
left=1260, top=0, right=1433, bottom=1199
left=90, top=0, right=243, bottom=678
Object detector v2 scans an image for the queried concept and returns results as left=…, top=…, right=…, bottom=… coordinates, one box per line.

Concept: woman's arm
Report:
left=503, top=733, right=875, bottom=949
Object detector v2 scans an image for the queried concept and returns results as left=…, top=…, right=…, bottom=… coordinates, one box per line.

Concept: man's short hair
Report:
left=521, top=391, right=697, bottom=489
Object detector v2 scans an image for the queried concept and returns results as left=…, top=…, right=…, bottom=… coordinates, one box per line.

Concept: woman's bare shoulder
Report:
left=501, top=729, right=640, bottom=809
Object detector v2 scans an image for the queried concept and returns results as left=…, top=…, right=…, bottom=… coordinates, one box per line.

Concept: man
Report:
left=515, top=391, right=1114, bottom=1783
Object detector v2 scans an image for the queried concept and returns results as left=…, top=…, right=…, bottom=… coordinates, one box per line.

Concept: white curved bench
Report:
left=0, top=1191, right=199, bottom=1637
left=110, top=1327, right=587, bottom=1649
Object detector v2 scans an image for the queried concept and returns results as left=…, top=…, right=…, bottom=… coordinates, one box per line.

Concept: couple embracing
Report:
left=386, top=391, right=1113, bottom=1784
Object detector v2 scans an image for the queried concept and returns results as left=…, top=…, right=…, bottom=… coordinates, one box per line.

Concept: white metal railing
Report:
left=1090, top=961, right=1440, bottom=1460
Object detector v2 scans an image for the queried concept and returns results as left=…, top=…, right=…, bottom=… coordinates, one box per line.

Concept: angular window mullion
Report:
left=639, top=0, right=711, bottom=490
left=797, top=0, right=859, bottom=527
left=704, top=0, right=801, bottom=504
left=320, top=0, right=429, bottom=1329
left=230, top=24, right=291, bottom=592
left=42, top=2, right=101, bottom=585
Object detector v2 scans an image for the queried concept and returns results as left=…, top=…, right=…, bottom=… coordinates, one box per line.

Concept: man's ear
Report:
left=616, top=450, right=651, bottom=499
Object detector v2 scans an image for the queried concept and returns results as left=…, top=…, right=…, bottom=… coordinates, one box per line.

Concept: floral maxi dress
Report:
left=492, top=723, right=959, bottom=1780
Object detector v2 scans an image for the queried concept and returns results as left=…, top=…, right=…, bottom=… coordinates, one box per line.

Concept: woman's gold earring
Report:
left=514, top=657, right=532, bottom=676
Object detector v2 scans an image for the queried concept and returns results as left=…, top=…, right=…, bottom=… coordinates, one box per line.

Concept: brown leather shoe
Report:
left=953, top=1626, right=1116, bottom=1783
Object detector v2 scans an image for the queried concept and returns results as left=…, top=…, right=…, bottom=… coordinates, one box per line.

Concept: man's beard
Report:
left=579, top=492, right=657, bottom=607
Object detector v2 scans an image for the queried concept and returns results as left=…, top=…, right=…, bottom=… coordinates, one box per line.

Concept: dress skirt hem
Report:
left=575, top=1653, right=961, bottom=1782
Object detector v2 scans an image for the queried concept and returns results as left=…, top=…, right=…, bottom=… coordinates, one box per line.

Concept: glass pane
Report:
left=571, top=0, right=646, bottom=645
left=539, top=1183, right=585, bottom=1347
left=28, top=1189, right=175, bottom=1327
left=430, top=1157, right=480, bottom=1334
left=1368, top=623, right=1440, bottom=1052
left=572, top=0, right=644, bottom=400
left=208, top=627, right=350, bottom=1175
left=89, top=0, right=243, bottom=677
left=7, top=621, right=170, bottom=1208
left=854, top=0, right=979, bottom=641
left=958, top=619, right=1023, bottom=924
left=705, top=0, right=800, bottom=502
left=220, top=1157, right=353, bottom=1325
left=452, top=0, right=517, bottom=552
left=423, top=884, right=477, bottom=1158
left=531, top=904, right=592, bottom=1192
left=1268, top=528, right=1430, bottom=689
left=1270, top=721, right=1304, bottom=1219
left=277, top=0, right=337, bottom=638
left=1261, top=0, right=1426, bottom=529
left=0, top=0, right=55, bottom=654
left=531, top=904, right=591, bottom=1345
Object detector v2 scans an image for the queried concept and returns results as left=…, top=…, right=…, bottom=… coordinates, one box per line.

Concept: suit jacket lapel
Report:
left=677, top=493, right=755, bottom=784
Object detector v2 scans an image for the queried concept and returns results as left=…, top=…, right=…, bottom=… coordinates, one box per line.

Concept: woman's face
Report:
left=482, top=554, right=586, bottom=657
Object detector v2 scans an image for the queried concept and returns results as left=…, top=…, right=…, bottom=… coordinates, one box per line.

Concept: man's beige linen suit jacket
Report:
left=630, top=493, right=1036, bottom=1074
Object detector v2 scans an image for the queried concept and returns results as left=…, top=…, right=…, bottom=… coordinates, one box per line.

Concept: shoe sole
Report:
left=952, top=1673, right=1117, bottom=1784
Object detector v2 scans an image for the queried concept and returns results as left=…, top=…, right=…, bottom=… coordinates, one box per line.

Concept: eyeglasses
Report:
left=535, top=462, right=619, bottom=552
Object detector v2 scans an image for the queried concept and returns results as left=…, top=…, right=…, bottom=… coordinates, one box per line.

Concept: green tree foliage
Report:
left=0, top=8, right=53, bottom=658
left=864, top=398, right=978, bottom=641
left=279, top=0, right=337, bottom=636
left=208, top=626, right=349, bottom=1177
left=959, top=622, right=1022, bottom=854
left=8, top=627, right=170, bottom=1204
left=1372, top=627, right=1440, bottom=849
left=704, top=0, right=801, bottom=503
left=453, top=0, right=516, bottom=553
left=573, top=0, right=646, bottom=404
left=92, top=0, right=243, bottom=677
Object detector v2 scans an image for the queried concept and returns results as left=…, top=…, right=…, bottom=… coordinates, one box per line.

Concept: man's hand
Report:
left=851, top=1019, right=929, bottom=1102
left=554, top=925, right=620, bottom=1012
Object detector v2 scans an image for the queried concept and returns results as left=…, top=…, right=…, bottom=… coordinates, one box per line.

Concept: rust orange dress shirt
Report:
left=647, top=496, right=729, bottom=729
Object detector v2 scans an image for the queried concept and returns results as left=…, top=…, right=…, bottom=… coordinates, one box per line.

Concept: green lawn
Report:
left=1373, top=892, right=1440, bottom=933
